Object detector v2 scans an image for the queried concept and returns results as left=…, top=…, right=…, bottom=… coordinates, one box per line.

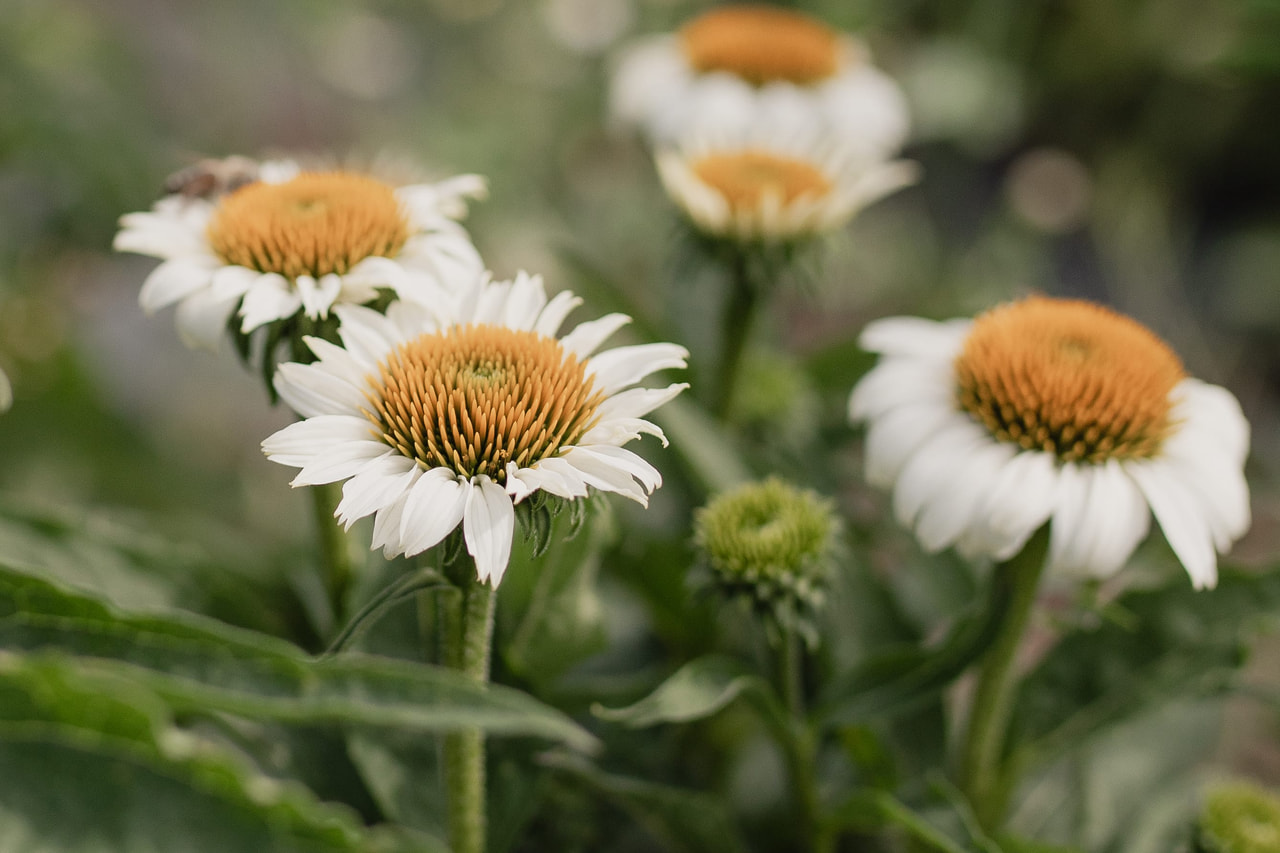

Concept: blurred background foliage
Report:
left=1, top=0, right=1280, bottom=851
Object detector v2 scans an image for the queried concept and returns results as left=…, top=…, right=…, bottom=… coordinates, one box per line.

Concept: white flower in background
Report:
left=610, top=4, right=910, bottom=163
left=849, top=297, right=1250, bottom=589
left=262, top=272, right=689, bottom=586
left=657, top=128, right=918, bottom=242
left=114, top=159, right=486, bottom=349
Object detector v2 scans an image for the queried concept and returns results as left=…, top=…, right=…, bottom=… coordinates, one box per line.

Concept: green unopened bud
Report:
left=693, top=477, right=839, bottom=646
left=1197, top=781, right=1280, bottom=853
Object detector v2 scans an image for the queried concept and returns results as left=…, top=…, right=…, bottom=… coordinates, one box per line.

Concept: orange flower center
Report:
left=692, top=151, right=832, bottom=212
left=954, top=297, right=1184, bottom=463
left=679, top=5, right=840, bottom=86
left=207, top=172, right=409, bottom=280
left=367, top=325, right=606, bottom=482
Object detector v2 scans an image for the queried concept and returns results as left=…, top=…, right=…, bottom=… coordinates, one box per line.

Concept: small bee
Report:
left=163, top=155, right=261, bottom=200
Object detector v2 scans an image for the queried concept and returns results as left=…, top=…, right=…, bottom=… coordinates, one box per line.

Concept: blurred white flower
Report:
left=115, top=161, right=486, bottom=350
left=610, top=5, right=909, bottom=163
left=849, top=297, right=1250, bottom=589
left=262, top=272, right=688, bottom=586
left=657, top=127, right=918, bottom=242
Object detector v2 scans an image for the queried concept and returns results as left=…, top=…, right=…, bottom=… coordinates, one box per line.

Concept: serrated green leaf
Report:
left=592, top=655, right=788, bottom=738
left=0, top=567, right=597, bottom=752
left=542, top=752, right=749, bottom=853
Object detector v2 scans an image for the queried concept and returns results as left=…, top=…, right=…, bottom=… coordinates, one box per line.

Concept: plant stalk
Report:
left=713, top=252, right=760, bottom=420
left=778, top=625, right=833, bottom=853
left=439, top=572, right=495, bottom=853
left=957, top=528, right=1050, bottom=830
left=311, top=482, right=354, bottom=626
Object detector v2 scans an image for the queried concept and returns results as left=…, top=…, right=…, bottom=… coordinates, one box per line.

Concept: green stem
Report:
left=311, top=482, right=354, bottom=626
left=713, top=252, right=759, bottom=420
left=324, top=566, right=445, bottom=657
left=439, top=571, right=495, bottom=853
left=957, top=528, right=1050, bottom=830
left=777, top=626, right=833, bottom=853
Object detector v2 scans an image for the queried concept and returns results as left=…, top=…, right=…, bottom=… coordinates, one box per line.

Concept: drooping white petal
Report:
left=1169, top=379, right=1250, bottom=468
left=296, top=274, right=343, bottom=320
left=139, top=258, right=218, bottom=312
left=577, top=417, right=667, bottom=448
left=560, top=314, right=632, bottom=359
left=848, top=358, right=954, bottom=421
left=239, top=274, right=301, bottom=332
left=891, top=418, right=991, bottom=531
left=586, top=343, right=689, bottom=394
left=557, top=445, right=650, bottom=505
left=371, top=493, right=410, bottom=556
left=504, top=460, right=590, bottom=503
left=399, top=468, right=469, bottom=557
left=260, top=415, right=376, bottom=468
left=592, top=384, right=690, bottom=422
left=858, top=317, right=972, bottom=358
left=292, top=438, right=391, bottom=487
left=1127, top=460, right=1220, bottom=589
left=1047, top=462, right=1091, bottom=577
left=337, top=454, right=419, bottom=529
left=174, top=289, right=239, bottom=351
left=463, top=476, right=516, bottom=585
left=861, top=401, right=957, bottom=489
left=333, top=305, right=403, bottom=369
left=913, top=438, right=1017, bottom=553
left=1074, top=460, right=1151, bottom=579
left=274, top=360, right=370, bottom=419
left=964, top=450, right=1059, bottom=561
left=207, top=265, right=261, bottom=301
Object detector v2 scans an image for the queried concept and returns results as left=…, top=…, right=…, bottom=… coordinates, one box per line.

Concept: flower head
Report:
left=610, top=4, right=909, bottom=162
left=115, top=158, right=486, bottom=350
left=693, top=477, right=839, bottom=644
left=657, top=129, right=917, bottom=243
left=1198, top=781, right=1280, bottom=853
left=849, top=297, right=1250, bottom=589
left=262, top=272, right=689, bottom=586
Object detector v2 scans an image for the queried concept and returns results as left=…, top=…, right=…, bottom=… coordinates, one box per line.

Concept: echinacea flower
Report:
left=657, top=130, right=918, bottom=243
left=610, top=4, right=909, bottom=163
left=262, top=272, right=689, bottom=586
left=114, top=159, right=486, bottom=349
left=848, top=297, right=1250, bottom=589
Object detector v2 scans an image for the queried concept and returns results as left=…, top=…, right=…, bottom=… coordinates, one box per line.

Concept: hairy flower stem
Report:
left=312, top=482, right=354, bottom=626
left=778, top=625, right=832, bottom=853
left=439, top=571, right=495, bottom=853
left=957, top=528, right=1050, bottom=830
left=714, top=252, right=760, bottom=420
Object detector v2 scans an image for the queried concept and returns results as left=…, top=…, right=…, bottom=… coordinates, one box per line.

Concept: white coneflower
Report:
left=262, top=272, right=689, bottom=586
left=849, top=297, right=1250, bottom=588
left=610, top=4, right=909, bottom=163
left=657, top=130, right=917, bottom=243
left=114, top=160, right=486, bottom=349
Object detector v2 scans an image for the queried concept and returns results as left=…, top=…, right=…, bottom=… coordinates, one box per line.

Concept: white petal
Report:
left=399, top=468, right=469, bottom=557
left=1169, top=379, right=1250, bottom=467
left=1127, top=460, right=1220, bottom=589
left=274, top=360, right=370, bottom=419
left=336, top=454, right=418, bottom=528
left=296, top=274, right=343, bottom=320
left=848, top=358, right=953, bottom=421
left=1047, top=462, right=1091, bottom=577
left=1077, top=461, right=1151, bottom=579
left=239, top=274, right=300, bottom=332
left=592, top=383, right=690, bottom=422
left=174, top=289, right=238, bottom=351
left=560, top=313, right=632, bottom=359
left=333, top=305, right=403, bottom=369
left=577, top=417, right=667, bottom=448
left=586, top=343, right=689, bottom=394
left=557, top=445, right=651, bottom=505
left=207, top=265, right=261, bottom=301
left=501, top=272, right=547, bottom=331
left=139, top=258, right=217, bottom=312
left=505, top=460, right=589, bottom=503
left=371, top=493, right=409, bottom=556
left=913, top=438, right=1017, bottom=553
left=463, top=476, right=516, bottom=586
left=891, top=418, right=992, bottom=531
left=862, top=401, right=958, bottom=489
left=859, top=317, right=971, bottom=358
left=292, top=439, right=391, bottom=487
left=534, top=290, right=583, bottom=338
left=261, top=415, right=375, bottom=468
left=968, top=450, right=1059, bottom=561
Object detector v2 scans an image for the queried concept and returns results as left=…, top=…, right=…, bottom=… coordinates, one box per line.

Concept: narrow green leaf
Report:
left=0, top=567, right=597, bottom=752
left=542, top=752, right=748, bottom=853
left=591, top=655, right=787, bottom=738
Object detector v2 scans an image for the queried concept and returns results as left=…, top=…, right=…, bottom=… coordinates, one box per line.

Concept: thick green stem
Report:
left=311, top=482, right=354, bottom=625
left=713, top=253, right=759, bottom=420
left=957, top=528, right=1050, bottom=830
left=777, top=626, right=833, bottom=853
left=439, top=573, right=495, bottom=853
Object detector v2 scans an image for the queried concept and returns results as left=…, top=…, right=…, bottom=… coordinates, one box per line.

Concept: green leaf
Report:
left=1011, top=567, right=1280, bottom=762
left=0, top=567, right=597, bottom=752
left=815, top=581, right=1006, bottom=728
left=542, top=752, right=749, bottom=853
left=0, top=652, right=438, bottom=853
left=591, top=655, right=787, bottom=738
